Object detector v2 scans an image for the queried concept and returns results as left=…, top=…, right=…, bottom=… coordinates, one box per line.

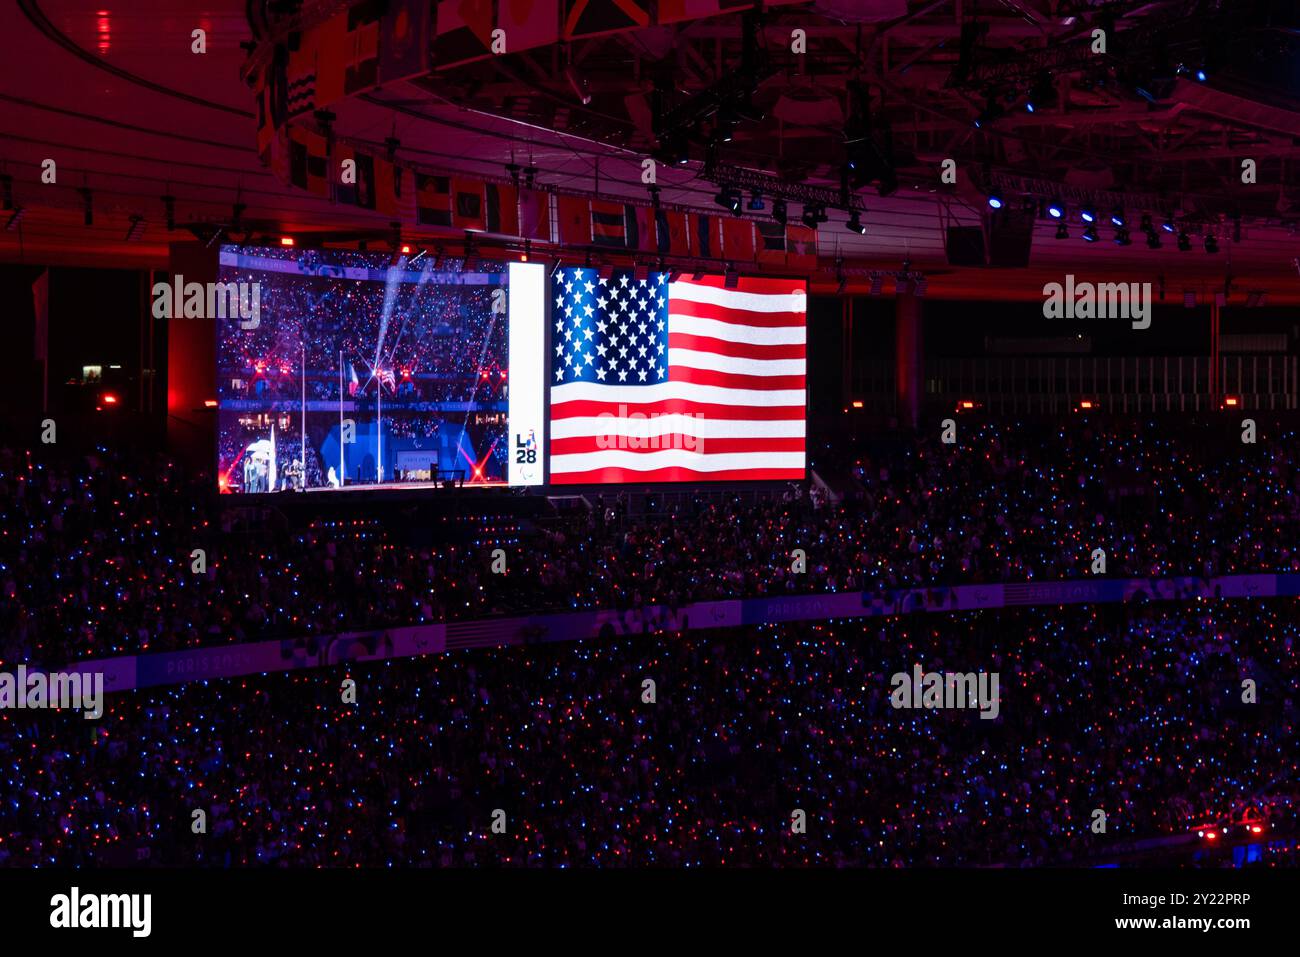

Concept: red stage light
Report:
left=102, top=393, right=118, bottom=405
left=851, top=400, right=864, bottom=409
left=400, top=245, right=412, bottom=254
left=280, top=236, right=295, bottom=247
left=204, top=399, right=218, bottom=408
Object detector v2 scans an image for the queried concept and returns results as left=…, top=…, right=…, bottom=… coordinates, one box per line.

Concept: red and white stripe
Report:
left=550, top=274, right=806, bottom=483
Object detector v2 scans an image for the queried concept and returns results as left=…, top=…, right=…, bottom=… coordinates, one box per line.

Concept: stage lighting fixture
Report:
left=4, top=207, right=26, bottom=231
left=1113, top=227, right=1131, bottom=246
left=846, top=211, right=867, bottom=234
left=564, top=64, right=592, bottom=105
left=715, top=188, right=742, bottom=214
left=772, top=200, right=788, bottom=225
left=1110, top=207, right=1126, bottom=227
left=1047, top=200, right=1065, bottom=220
left=520, top=240, right=531, bottom=263
left=801, top=205, right=823, bottom=229
left=987, top=192, right=1004, bottom=210
left=1161, top=216, right=1176, bottom=233
left=747, top=191, right=764, bottom=212
left=1145, top=230, right=1162, bottom=249
left=1082, top=225, right=1099, bottom=243
left=279, top=235, right=294, bottom=247
left=125, top=216, right=146, bottom=242
left=1177, top=230, right=1191, bottom=251
left=1196, top=69, right=1208, bottom=82
left=1205, top=234, right=1218, bottom=253
left=1055, top=224, right=1069, bottom=240
left=1080, top=206, right=1096, bottom=224
left=1140, top=214, right=1153, bottom=233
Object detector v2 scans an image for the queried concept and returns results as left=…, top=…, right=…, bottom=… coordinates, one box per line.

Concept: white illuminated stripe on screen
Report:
left=507, top=262, right=545, bottom=486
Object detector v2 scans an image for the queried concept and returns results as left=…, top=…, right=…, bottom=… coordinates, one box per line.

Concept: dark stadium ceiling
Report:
left=3, top=0, right=1300, bottom=301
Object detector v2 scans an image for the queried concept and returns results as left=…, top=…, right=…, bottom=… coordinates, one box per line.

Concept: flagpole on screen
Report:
left=377, top=362, right=383, bottom=484
left=339, top=350, right=345, bottom=487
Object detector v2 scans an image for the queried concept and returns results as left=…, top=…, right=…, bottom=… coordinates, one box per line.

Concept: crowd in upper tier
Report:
left=3, top=421, right=1298, bottom=666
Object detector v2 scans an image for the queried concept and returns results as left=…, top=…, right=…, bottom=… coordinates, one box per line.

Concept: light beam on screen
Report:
left=507, top=262, right=545, bottom=486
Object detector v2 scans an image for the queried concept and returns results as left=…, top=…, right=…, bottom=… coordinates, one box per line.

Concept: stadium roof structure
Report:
left=3, top=0, right=1300, bottom=301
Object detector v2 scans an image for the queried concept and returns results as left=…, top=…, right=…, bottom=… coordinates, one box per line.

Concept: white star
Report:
left=657, top=366, right=666, bottom=379
left=583, top=281, right=595, bottom=294
left=564, top=280, right=574, bottom=294
left=617, top=368, right=628, bottom=381
left=638, top=345, right=648, bottom=359
left=619, top=274, right=631, bottom=288
left=583, top=327, right=594, bottom=341
left=555, top=295, right=565, bottom=309
left=596, top=343, right=607, bottom=357
left=555, top=368, right=564, bottom=381
left=639, top=279, right=648, bottom=288
left=656, top=342, right=665, bottom=355
left=555, top=319, right=564, bottom=334
left=584, top=352, right=595, bottom=366
left=619, top=345, right=629, bottom=359
left=563, top=327, right=573, bottom=342
left=597, top=296, right=608, bottom=310
left=555, top=343, right=564, bottom=357
left=596, top=319, right=607, bottom=334
left=583, top=303, right=594, bottom=318
left=637, top=321, right=648, bottom=336
left=596, top=367, right=607, bottom=381
left=658, top=273, right=667, bottom=285
left=598, top=276, right=609, bottom=286
left=564, top=352, right=574, bottom=367
left=638, top=368, right=648, bottom=381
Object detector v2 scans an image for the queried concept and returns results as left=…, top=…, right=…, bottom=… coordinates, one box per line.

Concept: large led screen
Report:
left=215, top=246, right=543, bottom=492
left=547, top=268, right=807, bottom=483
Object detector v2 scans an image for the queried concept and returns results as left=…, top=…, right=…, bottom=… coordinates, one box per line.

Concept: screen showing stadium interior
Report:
left=216, top=246, right=545, bottom=492
left=548, top=268, right=807, bottom=484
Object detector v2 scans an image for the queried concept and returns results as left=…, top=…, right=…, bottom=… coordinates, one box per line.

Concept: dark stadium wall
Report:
left=165, top=243, right=217, bottom=476
left=0, top=265, right=41, bottom=436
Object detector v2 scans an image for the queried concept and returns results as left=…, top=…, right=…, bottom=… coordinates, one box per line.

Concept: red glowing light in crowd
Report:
left=400, top=245, right=412, bottom=254
left=102, top=393, right=118, bottom=405
left=1079, top=400, right=1094, bottom=409
left=1224, top=396, right=1239, bottom=407
left=280, top=237, right=295, bottom=247
left=1205, top=831, right=1218, bottom=840
left=204, top=399, right=218, bottom=408
left=852, top=400, right=864, bottom=409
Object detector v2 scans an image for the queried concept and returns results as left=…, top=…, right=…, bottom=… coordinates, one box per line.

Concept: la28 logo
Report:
left=514, top=430, right=538, bottom=464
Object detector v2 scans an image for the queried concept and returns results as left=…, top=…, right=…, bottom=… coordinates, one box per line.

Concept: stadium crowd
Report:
left=0, top=603, right=1294, bottom=867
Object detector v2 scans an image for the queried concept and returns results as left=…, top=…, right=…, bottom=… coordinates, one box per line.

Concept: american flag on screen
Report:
left=549, top=267, right=806, bottom=483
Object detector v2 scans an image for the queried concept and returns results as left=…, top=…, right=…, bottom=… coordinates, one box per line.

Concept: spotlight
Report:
left=987, top=192, right=1004, bottom=210
left=1113, top=227, right=1131, bottom=246
left=801, top=205, right=823, bottom=229
left=1055, top=223, right=1069, bottom=240
left=279, top=235, right=295, bottom=247
left=564, top=64, right=592, bottom=105
left=714, top=188, right=742, bottom=215
left=1205, top=234, right=1218, bottom=253
left=747, top=191, right=764, bottom=212
left=1080, top=206, right=1096, bottom=224
left=1110, top=207, right=1126, bottom=227
left=1177, top=230, right=1192, bottom=252
left=1161, top=216, right=1176, bottom=234
left=772, top=200, right=788, bottom=226
left=1145, top=230, right=1162, bottom=250
left=1140, top=214, right=1153, bottom=233
left=1047, top=200, right=1065, bottom=220
left=1196, top=69, right=1208, bottom=82
left=846, top=211, right=866, bottom=234
left=1082, top=225, right=1099, bottom=243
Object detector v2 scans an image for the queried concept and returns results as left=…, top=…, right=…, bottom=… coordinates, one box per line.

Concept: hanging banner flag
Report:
left=591, top=200, right=637, bottom=248
left=485, top=182, right=520, bottom=236
left=655, top=208, right=689, bottom=256
left=519, top=188, right=552, bottom=241
left=451, top=177, right=486, bottom=231
left=286, top=31, right=318, bottom=118
left=633, top=205, right=655, bottom=252
left=721, top=217, right=756, bottom=262
left=312, top=13, right=350, bottom=108
left=691, top=213, right=714, bottom=258
left=380, top=0, right=431, bottom=83
left=557, top=194, right=592, bottom=246
left=786, top=224, right=819, bottom=270
left=415, top=173, right=453, bottom=226
left=434, top=0, right=494, bottom=68
left=344, top=0, right=385, bottom=95
left=755, top=221, right=787, bottom=265
left=288, top=127, right=329, bottom=196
